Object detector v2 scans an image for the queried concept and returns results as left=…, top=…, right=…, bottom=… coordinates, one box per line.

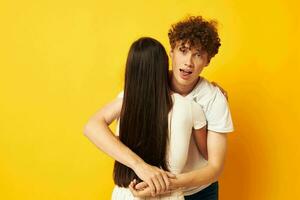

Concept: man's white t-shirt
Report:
left=182, top=77, right=234, bottom=196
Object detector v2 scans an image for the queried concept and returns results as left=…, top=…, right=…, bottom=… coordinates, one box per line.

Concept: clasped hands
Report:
left=131, top=162, right=179, bottom=198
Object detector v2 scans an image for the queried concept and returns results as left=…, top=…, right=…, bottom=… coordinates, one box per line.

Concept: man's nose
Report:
left=184, top=54, right=194, bottom=68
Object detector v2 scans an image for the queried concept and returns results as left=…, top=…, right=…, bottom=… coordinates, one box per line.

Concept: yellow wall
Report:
left=1, top=0, right=299, bottom=199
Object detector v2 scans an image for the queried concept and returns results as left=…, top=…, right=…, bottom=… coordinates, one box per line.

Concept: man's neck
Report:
left=170, top=75, right=200, bottom=96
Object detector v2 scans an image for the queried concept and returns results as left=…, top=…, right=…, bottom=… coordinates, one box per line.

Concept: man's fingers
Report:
left=211, top=81, right=228, bottom=100
left=211, top=81, right=217, bottom=87
left=212, top=82, right=224, bottom=92
left=135, top=182, right=148, bottom=190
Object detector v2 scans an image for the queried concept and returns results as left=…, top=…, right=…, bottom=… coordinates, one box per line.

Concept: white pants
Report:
left=111, top=186, right=184, bottom=200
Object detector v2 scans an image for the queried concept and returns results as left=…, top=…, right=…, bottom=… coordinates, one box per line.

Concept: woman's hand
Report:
left=132, top=162, right=175, bottom=196
left=129, top=179, right=174, bottom=198
left=129, top=175, right=180, bottom=198
left=129, top=179, right=153, bottom=198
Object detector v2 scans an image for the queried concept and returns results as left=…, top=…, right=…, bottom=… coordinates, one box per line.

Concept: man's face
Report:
left=170, top=41, right=209, bottom=87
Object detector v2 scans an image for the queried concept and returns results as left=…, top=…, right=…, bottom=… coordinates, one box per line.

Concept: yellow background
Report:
left=1, top=0, right=299, bottom=199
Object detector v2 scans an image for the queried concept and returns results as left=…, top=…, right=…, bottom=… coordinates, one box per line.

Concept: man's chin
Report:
left=177, top=79, right=193, bottom=87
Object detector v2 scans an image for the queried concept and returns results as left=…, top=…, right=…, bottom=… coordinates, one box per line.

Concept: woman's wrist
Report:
left=130, top=157, right=145, bottom=172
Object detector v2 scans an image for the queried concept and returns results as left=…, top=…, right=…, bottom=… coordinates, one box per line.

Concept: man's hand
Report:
left=211, top=81, right=228, bottom=101
left=132, top=162, right=175, bottom=196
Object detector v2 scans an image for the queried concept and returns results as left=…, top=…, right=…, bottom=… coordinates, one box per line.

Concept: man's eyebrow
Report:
left=194, top=48, right=204, bottom=53
left=178, top=44, right=188, bottom=49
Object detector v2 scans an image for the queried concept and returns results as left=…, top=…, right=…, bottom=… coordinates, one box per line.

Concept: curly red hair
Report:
left=168, top=16, right=221, bottom=60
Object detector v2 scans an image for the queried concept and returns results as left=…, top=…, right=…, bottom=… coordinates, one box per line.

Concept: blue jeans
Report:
left=184, top=182, right=218, bottom=200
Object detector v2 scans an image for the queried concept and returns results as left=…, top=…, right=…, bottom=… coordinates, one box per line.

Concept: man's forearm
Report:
left=173, top=163, right=222, bottom=189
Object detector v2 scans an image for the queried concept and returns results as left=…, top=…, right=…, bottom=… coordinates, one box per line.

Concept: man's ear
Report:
left=204, top=60, right=210, bottom=67
left=204, top=55, right=210, bottom=67
left=169, top=49, right=174, bottom=59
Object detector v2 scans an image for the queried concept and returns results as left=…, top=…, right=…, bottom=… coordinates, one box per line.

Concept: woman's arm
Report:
left=83, top=98, right=174, bottom=196
left=193, top=127, right=208, bottom=160
left=84, top=98, right=140, bottom=169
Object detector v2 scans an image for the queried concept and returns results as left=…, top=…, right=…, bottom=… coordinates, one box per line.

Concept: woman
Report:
left=84, top=37, right=208, bottom=199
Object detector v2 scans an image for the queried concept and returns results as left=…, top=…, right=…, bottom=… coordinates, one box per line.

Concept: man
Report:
left=168, top=16, right=233, bottom=199
left=129, top=16, right=233, bottom=199
left=84, top=16, right=233, bottom=200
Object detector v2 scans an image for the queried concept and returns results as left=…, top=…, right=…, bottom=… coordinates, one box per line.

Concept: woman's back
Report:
left=111, top=37, right=206, bottom=199
left=112, top=93, right=206, bottom=199
left=113, top=37, right=172, bottom=187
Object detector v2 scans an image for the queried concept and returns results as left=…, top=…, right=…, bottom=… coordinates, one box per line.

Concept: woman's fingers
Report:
left=156, top=172, right=167, bottom=193
left=146, top=178, right=156, bottom=197
left=166, top=171, right=176, bottom=178
left=129, top=180, right=152, bottom=198
left=161, top=171, right=170, bottom=191
left=132, top=162, right=174, bottom=196
left=129, top=180, right=138, bottom=197
left=151, top=175, right=162, bottom=196
left=130, top=176, right=174, bottom=198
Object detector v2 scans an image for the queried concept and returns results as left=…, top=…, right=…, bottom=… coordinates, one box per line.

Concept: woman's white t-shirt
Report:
left=112, top=93, right=206, bottom=200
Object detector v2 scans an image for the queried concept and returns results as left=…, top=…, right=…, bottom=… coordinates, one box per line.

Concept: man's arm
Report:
left=193, top=127, right=208, bottom=160
left=83, top=98, right=174, bottom=195
left=131, top=130, right=227, bottom=197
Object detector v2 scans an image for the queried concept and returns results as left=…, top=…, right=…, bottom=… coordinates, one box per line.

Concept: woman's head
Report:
left=124, top=37, right=169, bottom=95
left=114, top=37, right=172, bottom=187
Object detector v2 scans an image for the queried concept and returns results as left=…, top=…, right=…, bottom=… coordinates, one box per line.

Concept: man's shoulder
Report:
left=193, top=77, right=234, bottom=133
left=191, top=77, right=219, bottom=100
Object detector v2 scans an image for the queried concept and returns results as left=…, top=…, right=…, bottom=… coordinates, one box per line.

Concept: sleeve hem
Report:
left=193, top=122, right=207, bottom=130
left=207, top=126, right=234, bottom=133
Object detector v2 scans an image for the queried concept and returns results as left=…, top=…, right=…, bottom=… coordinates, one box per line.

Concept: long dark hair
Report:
left=113, top=37, right=173, bottom=187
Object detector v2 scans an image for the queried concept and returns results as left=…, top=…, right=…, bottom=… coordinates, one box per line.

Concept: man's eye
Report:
left=180, top=48, right=186, bottom=53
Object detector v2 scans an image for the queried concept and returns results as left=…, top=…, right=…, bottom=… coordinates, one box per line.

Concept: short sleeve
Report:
left=192, top=101, right=207, bottom=130
left=205, top=87, right=234, bottom=133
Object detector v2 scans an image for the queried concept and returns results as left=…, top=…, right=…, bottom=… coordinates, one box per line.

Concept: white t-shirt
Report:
left=112, top=93, right=207, bottom=200
left=167, top=93, right=206, bottom=175
left=181, top=77, right=234, bottom=196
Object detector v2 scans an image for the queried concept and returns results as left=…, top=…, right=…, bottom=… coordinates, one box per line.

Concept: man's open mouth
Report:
left=180, top=68, right=192, bottom=76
